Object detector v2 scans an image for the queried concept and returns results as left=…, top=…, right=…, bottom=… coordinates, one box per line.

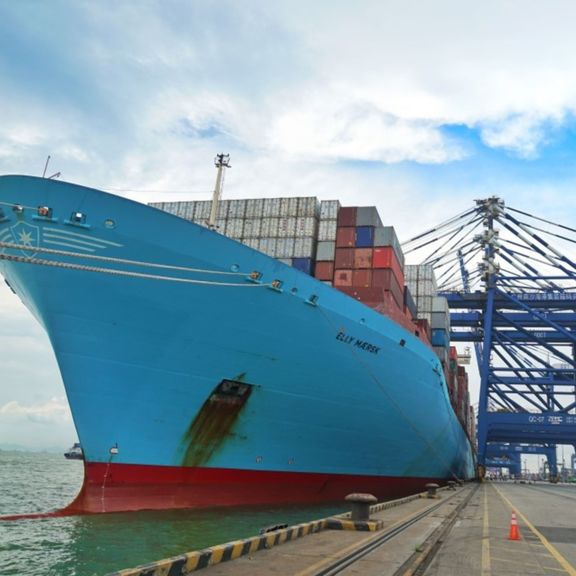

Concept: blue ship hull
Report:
left=0, top=175, right=474, bottom=513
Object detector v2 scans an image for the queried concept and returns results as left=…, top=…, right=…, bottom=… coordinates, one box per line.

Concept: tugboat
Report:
left=64, top=443, right=84, bottom=460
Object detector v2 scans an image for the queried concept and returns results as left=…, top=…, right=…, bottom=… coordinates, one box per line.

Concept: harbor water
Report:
left=0, top=451, right=347, bottom=576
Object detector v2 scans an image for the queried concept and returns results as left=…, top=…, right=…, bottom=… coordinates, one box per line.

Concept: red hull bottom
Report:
left=54, top=462, right=446, bottom=514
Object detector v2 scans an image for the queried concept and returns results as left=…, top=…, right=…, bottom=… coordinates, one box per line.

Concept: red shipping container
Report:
left=339, top=286, right=384, bottom=301
left=352, top=269, right=372, bottom=287
left=337, top=287, right=409, bottom=327
left=314, top=261, right=334, bottom=281
left=335, top=248, right=354, bottom=268
left=353, top=248, right=373, bottom=269
left=372, top=247, right=405, bottom=286
left=372, top=269, right=403, bottom=307
left=337, top=207, right=357, bottom=227
left=336, top=227, right=356, bottom=248
left=334, top=269, right=353, bottom=286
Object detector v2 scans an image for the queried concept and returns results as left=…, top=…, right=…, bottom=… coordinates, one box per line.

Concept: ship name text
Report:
left=336, top=331, right=380, bottom=354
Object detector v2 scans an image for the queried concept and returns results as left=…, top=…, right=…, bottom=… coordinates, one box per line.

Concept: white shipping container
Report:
left=260, top=218, right=276, bottom=237
left=243, top=218, right=262, bottom=238
left=277, top=258, right=293, bottom=266
left=215, top=219, right=227, bottom=233
left=415, top=295, right=434, bottom=313
left=280, top=197, right=291, bottom=217
left=320, top=200, right=340, bottom=220
left=148, top=202, right=163, bottom=209
left=217, top=200, right=230, bottom=219
left=278, top=217, right=296, bottom=238
left=180, top=202, right=195, bottom=220
left=194, top=201, right=212, bottom=220
left=405, top=264, right=437, bottom=285
left=318, top=219, right=337, bottom=241
left=242, top=238, right=260, bottom=250
left=228, top=199, right=246, bottom=219
left=245, top=199, right=264, bottom=218
left=295, top=216, right=317, bottom=238
left=263, top=198, right=281, bottom=217
left=225, top=219, right=244, bottom=238
left=259, top=238, right=277, bottom=257
left=298, top=197, right=318, bottom=217
left=432, top=296, right=450, bottom=314
left=287, top=197, right=299, bottom=216
left=405, top=278, right=436, bottom=299
left=294, top=237, right=315, bottom=258
left=276, top=238, right=295, bottom=258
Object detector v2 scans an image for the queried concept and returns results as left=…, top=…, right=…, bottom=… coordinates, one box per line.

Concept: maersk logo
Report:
left=9, top=222, right=40, bottom=257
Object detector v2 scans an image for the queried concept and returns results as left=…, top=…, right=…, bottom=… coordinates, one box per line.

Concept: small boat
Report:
left=64, top=443, right=84, bottom=460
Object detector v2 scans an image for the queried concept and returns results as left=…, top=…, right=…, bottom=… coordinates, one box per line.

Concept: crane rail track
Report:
left=311, top=484, right=479, bottom=576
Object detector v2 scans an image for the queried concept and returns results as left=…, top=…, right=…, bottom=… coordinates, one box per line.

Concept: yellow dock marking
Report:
left=491, top=556, right=568, bottom=571
left=492, top=483, right=576, bottom=576
left=482, top=487, right=492, bottom=575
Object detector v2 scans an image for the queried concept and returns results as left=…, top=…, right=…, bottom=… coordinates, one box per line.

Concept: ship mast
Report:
left=207, top=153, right=231, bottom=229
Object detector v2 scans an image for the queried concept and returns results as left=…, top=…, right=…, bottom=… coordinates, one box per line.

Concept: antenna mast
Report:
left=208, top=153, right=231, bottom=229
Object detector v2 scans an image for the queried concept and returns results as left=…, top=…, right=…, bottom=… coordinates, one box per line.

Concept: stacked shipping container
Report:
left=149, top=198, right=318, bottom=273
left=314, top=205, right=415, bottom=332
left=151, top=197, right=472, bottom=439
left=447, top=346, right=474, bottom=444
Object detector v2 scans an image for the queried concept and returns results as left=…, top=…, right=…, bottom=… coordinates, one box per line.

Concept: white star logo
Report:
left=18, top=230, right=34, bottom=246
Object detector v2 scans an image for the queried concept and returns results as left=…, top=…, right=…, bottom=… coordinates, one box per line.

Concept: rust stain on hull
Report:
left=182, top=380, right=252, bottom=467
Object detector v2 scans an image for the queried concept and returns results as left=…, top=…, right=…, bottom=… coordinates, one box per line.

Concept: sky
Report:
left=1, top=0, right=576, bottom=465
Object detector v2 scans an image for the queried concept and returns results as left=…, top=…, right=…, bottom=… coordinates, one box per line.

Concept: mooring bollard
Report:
left=447, top=480, right=456, bottom=490
left=345, top=493, right=378, bottom=521
left=425, top=483, right=439, bottom=498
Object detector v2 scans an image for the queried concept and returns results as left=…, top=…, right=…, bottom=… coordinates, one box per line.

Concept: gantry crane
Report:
left=402, top=198, right=576, bottom=479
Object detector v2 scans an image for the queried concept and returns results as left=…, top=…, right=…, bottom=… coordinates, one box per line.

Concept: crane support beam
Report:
left=484, top=412, right=576, bottom=445
left=406, top=197, right=576, bottom=476
left=450, top=330, right=576, bottom=343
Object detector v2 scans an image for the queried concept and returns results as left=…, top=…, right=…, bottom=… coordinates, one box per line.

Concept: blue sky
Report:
left=1, top=0, right=576, bottom=459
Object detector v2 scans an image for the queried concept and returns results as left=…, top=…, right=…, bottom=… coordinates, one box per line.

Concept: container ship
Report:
left=0, top=172, right=475, bottom=514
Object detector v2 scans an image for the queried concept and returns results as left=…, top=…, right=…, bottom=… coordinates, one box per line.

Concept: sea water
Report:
left=0, top=451, right=347, bottom=575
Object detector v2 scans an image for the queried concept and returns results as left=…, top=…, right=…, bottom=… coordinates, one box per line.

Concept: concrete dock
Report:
left=109, top=482, right=576, bottom=576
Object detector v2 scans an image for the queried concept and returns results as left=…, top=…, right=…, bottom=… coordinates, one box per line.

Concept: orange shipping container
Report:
left=314, top=261, right=334, bottom=281
left=334, top=269, right=353, bottom=286
left=353, top=248, right=373, bottom=269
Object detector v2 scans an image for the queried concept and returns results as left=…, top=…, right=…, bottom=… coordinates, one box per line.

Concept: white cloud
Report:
left=269, top=100, right=465, bottom=163
left=0, top=397, right=72, bottom=424
left=479, top=114, right=562, bottom=159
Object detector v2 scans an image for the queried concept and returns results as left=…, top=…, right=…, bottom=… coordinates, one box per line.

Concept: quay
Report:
left=108, top=481, right=576, bottom=576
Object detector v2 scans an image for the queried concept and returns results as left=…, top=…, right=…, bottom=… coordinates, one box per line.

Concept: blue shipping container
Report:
left=431, top=329, right=449, bottom=347
left=355, top=226, right=374, bottom=248
left=292, top=258, right=313, bottom=275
